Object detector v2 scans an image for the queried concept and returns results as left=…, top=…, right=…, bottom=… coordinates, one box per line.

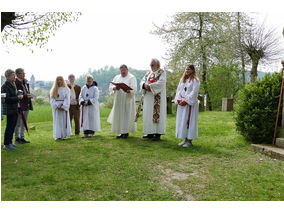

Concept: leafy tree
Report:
left=153, top=12, right=235, bottom=110
left=1, top=12, right=81, bottom=50
left=207, top=64, right=243, bottom=110
left=242, top=22, right=283, bottom=83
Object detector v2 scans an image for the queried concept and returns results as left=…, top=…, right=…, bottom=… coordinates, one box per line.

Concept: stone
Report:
left=276, top=138, right=284, bottom=148
left=251, top=144, right=284, bottom=161
left=222, top=98, right=233, bottom=112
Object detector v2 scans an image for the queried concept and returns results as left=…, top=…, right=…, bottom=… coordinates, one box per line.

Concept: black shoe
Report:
left=142, top=134, right=154, bottom=139
left=21, top=138, right=30, bottom=143
left=122, top=133, right=128, bottom=139
left=116, top=134, right=123, bottom=139
left=15, top=138, right=24, bottom=144
left=152, top=134, right=161, bottom=141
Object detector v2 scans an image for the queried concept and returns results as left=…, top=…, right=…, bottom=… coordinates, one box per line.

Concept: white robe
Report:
left=79, top=85, right=101, bottom=132
left=174, top=78, right=200, bottom=140
left=140, top=70, right=167, bottom=134
left=50, top=87, right=72, bottom=139
left=107, top=73, right=137, bottom=133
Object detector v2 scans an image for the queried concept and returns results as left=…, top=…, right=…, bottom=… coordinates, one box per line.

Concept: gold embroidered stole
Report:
left=147, top=69, right=164, bottom=123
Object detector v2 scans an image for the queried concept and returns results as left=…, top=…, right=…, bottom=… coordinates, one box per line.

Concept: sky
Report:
left=1, top=1, right=284, bottom=81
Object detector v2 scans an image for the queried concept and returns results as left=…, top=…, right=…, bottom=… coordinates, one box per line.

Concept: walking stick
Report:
left=272, top=69, right=284, bottom=145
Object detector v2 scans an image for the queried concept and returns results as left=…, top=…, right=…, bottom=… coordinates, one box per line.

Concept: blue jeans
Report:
left=4, top=113, right=18, bottom=145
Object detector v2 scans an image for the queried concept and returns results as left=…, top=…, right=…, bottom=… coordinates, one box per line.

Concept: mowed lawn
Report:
left=1, top=105, right=284, bottom=201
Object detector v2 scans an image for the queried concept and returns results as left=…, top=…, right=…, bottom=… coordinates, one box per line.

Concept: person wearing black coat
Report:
left=14, top=68, right=33, bottom=144
left=1, top=69, right=23, bottom=150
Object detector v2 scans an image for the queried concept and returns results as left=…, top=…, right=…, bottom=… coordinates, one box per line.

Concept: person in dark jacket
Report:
left=14, top=68, right=33, bottom=144
left=1, top=69, right=23, bottom=150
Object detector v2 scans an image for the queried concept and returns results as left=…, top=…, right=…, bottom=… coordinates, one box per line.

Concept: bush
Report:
left=34, top=97, right=48, bottom=105
left=234, top=72, right=282, bottom=144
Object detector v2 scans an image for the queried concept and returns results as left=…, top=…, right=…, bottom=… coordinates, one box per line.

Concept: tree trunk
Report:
left=237, top=12, right=246, bottom=85
left=1, top=12, right=16, bottom=32
left=199, top=13, right=212, bottom=111
left=250, top=59, right=259, bottom=83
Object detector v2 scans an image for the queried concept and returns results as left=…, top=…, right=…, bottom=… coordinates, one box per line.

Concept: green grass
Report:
left=1, top=105, right=284, bottom=201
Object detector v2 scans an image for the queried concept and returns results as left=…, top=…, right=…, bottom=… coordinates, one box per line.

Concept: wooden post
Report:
left=273, top=67, right=284, bottom=145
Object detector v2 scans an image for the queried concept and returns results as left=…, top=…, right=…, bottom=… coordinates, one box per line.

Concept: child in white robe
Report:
left=79, top=74, right=101, bottom=137
left=174, top=64, right=200, bottom=147
left=50, top=76, right=72, bottom=140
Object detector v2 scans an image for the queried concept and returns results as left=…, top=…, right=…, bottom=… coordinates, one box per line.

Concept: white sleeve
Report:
left=128, top=76, right=137, bottom=97
left=184, top=80, right=200, bottom=106
left=174, top=81, right=183, bottom=104
left=50, top=97, right=58, bottom=110
left=61, top=88, right=70, bottom=111
left=90, top=87, right=99, bottom=104
left=79, top=86, right=85, bottom=104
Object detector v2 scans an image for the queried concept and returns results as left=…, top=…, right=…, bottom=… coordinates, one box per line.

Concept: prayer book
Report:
left=110, top=82, right=133, bottom=92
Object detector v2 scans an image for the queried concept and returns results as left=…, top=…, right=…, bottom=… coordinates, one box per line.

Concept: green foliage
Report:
left=34, top=97, right=48, bottom=106
left=2, top=12, right=81, bottom=50
left=234, top=72, right=282, bottom=143
left=207, top=64, right=243, bottom=110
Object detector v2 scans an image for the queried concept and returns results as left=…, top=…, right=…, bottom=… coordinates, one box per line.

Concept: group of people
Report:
left=1, top=68, right=33, bottom=150
left=1, top=58, right=200, bottom=150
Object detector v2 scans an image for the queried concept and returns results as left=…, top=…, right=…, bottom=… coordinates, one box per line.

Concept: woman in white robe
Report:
left=140, top=58, right=167, bottom=141
left=50, top=76, right=72, bottom=140
left=107, top=64, right=137, bottom=138
left=174, top=64, right=200, bottom=147
left=79, top=74, right=101, bottom=137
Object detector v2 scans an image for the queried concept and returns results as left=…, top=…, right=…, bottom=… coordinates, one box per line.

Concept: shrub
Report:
left=34, top=97, right=48, bottom=105
left=234, top=72, right=282, bottom=144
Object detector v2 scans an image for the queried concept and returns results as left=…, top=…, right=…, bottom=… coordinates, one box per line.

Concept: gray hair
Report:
left=15, top=68, right=24, bottom=76
left=151, top=58, right=160, bottom=68
left=5, top=69, right=15, bottom=78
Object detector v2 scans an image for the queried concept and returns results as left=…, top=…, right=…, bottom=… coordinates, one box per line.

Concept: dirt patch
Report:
left=157, top=165, right=195, bottom=201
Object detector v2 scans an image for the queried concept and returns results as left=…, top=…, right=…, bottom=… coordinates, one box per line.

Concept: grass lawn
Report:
left=1, top=105, right=284, bottom=201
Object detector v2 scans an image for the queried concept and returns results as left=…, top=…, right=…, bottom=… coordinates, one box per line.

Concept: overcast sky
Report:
left=1, top=1, right=284, bottom=82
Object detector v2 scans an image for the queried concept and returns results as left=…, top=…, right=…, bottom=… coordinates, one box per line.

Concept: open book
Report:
left=110, top=82, right=133, bottom=92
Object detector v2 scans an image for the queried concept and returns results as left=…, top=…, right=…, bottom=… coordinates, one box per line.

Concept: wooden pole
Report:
left=273, top=69, right=284, bottom=145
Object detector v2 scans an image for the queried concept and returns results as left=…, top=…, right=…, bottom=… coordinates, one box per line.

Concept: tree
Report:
left=242, top=23, right=283, bottom=83
left=153, top=12, right=234, bottom=110
left=1, top=12, right=81, bottom=50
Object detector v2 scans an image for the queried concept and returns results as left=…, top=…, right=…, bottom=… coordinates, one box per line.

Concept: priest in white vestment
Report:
left=140, top=58, right=167, bottom=141
left=79, top=74, right=101, bottom=137
left=50, top=76, right=72, bottom=140
left=174, top=64, right=200, bottom=147
left=107, top=64, right=137, bottom=138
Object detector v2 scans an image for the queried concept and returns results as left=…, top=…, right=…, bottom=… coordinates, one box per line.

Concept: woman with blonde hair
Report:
left=50, top=76, right=72, bottom=140
left=79, top=74, right=101, bottom=137
left=174, top=64, right=200, bottom=147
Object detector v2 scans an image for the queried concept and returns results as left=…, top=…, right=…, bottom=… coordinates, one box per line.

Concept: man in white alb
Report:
left=107, top=64, right=137, bottom=139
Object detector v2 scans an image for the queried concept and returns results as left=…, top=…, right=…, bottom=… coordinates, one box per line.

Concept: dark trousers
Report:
left=4, top=113, right=18, bottom=145
left=69, top=105, right=80, bottom=135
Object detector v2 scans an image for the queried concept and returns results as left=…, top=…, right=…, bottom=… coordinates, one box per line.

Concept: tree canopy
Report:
left=1, top=12, right=81, bottom=50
